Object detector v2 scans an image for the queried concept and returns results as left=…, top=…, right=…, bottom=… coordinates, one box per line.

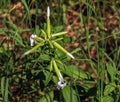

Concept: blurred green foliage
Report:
left=0, top=0, right=120, bottom=102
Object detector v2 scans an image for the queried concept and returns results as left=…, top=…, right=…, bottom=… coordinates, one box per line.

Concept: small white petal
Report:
left=30, top=38, right=34, bottom=46
left=47, top=6, right=50, bottom=17
left=30, top=34, right=37, bottom=46
left=67, top=53, right=75, bottom=59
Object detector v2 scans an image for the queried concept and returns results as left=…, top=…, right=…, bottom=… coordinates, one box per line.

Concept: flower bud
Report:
left=47, top=6, right=50, bottom=17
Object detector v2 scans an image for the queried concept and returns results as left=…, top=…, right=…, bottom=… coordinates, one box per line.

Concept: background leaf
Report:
left=62, top=85, right=79, bottom=102
left=107, top=63, right=117, bottom=82
left=38, top=91, right=54, bottom=102
left=62, top=65, right=89, bottom=79
left=102, top=96, right=114, bottom=102
left=104, top=83, right=116, bottom=96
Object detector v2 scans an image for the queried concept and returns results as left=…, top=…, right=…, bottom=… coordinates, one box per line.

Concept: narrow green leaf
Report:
left=47, top=14, right=51, bottom=38
left=21, top=0, right=30, bottom=20
left=55, top=59, right=63, bottom=66
left=50, top=60, right=53, bottom=71
left=52, top=59, right=61, bottom=79
left=48, top=40, right=53, bottom=48
left=54, top=37, right=63, bottom=42
left=41, top=29, right=47, bottom=39
left=1, top=77, right=5, bottom=98
left=52, top=31, right=67, bottom=37
left=52, top=41, right=74, bottom=59
left=34, top=37, right=44, bottom=42
left=23, top=42, right=44, bottom=56
left=4, top=78, right=9, bottom=102
left=63, top=4, right=66, bottom=23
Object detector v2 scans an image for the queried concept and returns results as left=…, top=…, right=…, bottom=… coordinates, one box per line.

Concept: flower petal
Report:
left=30, top=34, right=37, bottom=46
left=57, top=80, right=66, bottom=90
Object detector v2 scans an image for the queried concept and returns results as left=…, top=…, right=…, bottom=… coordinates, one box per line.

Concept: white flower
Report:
left=30, top=34, right=37, bottom=46
left=57, top=72, right=66, bottom=90
left=57, top=79, right=66, bottom=90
